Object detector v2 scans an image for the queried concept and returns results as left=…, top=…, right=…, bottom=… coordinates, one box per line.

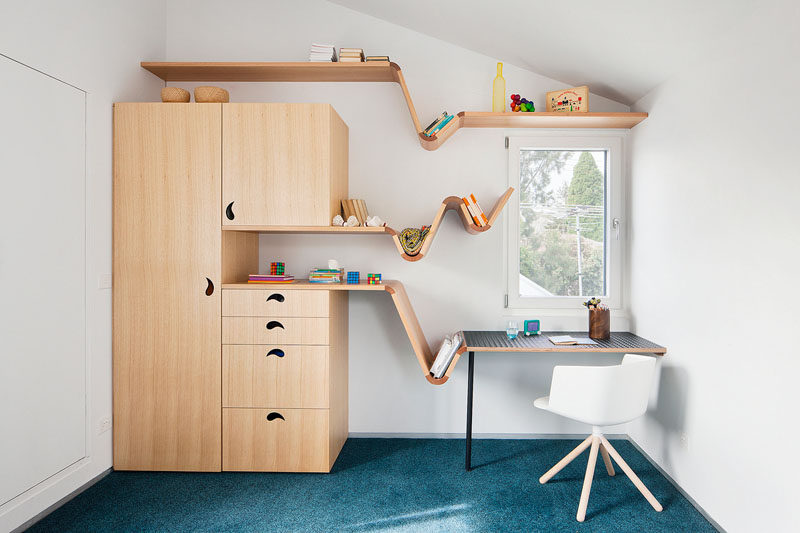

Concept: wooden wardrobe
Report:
left=113, top=102, right=349, bottom=472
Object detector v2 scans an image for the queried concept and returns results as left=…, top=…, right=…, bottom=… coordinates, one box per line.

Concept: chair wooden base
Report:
left=539, top=435, right=663, bottom=522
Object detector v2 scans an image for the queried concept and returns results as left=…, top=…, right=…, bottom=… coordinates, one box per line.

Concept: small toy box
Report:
left=346, top=271, right=360, bottom=284
left=367, top=273, right=382, bottom=285
left=270, top=262, right=285, bottom=275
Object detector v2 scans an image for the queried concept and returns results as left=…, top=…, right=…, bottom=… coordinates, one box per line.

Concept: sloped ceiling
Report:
left=328, top=0, right=759, bottom=104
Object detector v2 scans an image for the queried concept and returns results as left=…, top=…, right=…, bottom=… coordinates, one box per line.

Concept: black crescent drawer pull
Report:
left=205, top=278, right=214, bottom=296
left=266, top=412, right=285, bottom=422
left=266, top=321, right=284, bottom=330
left=266, top=348, right=285, bottom=358
left=225, top=201, right=235, bottom=220
left=267, top=293, right=285, bottom=303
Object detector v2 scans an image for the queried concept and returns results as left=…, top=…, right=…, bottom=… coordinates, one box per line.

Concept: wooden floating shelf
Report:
left=141, top=61, right=646, bottom=150
left=419, top=112, right=649, bottom=151
left=390, top=187, right=514, bottom=262
left=221, top=187, right=514, bottom=261
left=223, top=279, right=457, bottom=384
left=221, top=225, right=391, bottom=234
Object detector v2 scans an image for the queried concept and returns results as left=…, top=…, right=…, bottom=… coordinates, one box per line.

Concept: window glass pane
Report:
left=519, top=150, right=607, bottom=298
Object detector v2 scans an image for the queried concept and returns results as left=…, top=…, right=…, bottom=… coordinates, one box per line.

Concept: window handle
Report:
left=612, top=218, right=620, bottom=240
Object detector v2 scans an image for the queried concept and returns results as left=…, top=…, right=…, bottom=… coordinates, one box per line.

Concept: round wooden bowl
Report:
left=194, top=86, right=230, bottom=103
left=160, top=87, right=190, bottom=103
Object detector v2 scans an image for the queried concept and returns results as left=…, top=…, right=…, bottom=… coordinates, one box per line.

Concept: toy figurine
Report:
left=510, top=94, right=535, bottom=112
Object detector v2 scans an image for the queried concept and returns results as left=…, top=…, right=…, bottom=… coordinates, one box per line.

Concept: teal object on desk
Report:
left=523, top=319, right=541, bottom=336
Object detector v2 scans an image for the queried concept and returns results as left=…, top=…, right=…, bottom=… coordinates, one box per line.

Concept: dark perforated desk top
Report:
left=460, top=331, right=666, bottom=354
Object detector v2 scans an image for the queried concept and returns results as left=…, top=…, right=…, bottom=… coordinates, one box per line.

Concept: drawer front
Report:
left=223, top=408, right=329, bottom=472
left=223, top=317, right=329, bottom=345
left=223, top=289, right=329, bottom=318
left=223, top=345, right=329, bottom=408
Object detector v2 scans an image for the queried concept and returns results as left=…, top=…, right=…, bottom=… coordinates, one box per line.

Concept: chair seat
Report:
left=534, top=396, right=550, bottom=410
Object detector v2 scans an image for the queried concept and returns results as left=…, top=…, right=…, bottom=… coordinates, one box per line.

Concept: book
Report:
left=248, top=273, right=295, bottom=283
left=422, top=111, right=447, bottom=135
left=469, top=194, right=489, bottom=226
left=425, top=114, right=454, bottom=137
left=462, top=197, right=482, bottom=226
left=339, top=47, right=364, bottom=54
left=309, top=43, right=337, bottom=62
left=548, top=335, right=599, bottom=345
left=431, top=332, right=463, bottom=378
left=366, top=56, right=390, bottom=62
left=339, top=57, right=364, bottom=63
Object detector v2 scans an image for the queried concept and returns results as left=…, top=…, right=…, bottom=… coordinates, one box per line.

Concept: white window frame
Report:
left=505, top=132, right=624, bottom=311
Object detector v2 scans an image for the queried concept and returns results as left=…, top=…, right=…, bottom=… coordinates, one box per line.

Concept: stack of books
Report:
left=309, top=268, right=344, bottom=283
left=365, top=55, right=390, bottom=63
left=431, top=332, right=463, bottom=379
left=462, top=194, right=489, bottom=227
left=248, top=274, right=295, bottom=283
left=309, top=43, right=337, bottom=62
left=339, top=48, right=364, bottom=63
left=421, top=111, right=455, bottom=137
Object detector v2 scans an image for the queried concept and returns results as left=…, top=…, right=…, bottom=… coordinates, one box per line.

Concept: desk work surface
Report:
left=461, top=331, right=666, bottom=355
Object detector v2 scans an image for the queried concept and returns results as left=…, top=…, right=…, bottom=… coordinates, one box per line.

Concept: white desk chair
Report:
left=534, top=353, right=663, bottom=522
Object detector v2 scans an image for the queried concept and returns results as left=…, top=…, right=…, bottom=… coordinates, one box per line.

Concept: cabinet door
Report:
left=113, top=103, right=222, bottom=471
left=222, top=103, right=333, bottom=226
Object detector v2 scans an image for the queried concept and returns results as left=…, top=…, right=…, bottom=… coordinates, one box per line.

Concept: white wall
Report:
left=0, top=2, right=164, bottom=530
left=627, top=2, right=800, bottom=531
left=166, top=0, right=631, bottom=437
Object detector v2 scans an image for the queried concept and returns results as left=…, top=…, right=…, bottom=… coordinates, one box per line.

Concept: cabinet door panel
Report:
left=113, top=103, right=222, bottom=471
left=223, top=103, right=331, bottom=226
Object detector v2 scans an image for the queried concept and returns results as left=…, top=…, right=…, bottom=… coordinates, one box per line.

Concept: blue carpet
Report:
left=27, top=438, right=715, bottom=532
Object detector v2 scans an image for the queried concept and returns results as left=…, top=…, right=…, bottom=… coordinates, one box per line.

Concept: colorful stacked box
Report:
left=346, top=271, right=360, bottom=284
left=367, top=273, right=382, bottom=285
left=270, top=262, right=285, bottom=275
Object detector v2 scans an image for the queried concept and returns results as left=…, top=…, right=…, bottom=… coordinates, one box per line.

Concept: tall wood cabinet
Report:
left=113, top=102, right=349, bottom=472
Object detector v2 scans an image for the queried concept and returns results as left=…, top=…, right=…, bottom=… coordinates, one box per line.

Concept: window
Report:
left=506, top=134, right=623, bottom=309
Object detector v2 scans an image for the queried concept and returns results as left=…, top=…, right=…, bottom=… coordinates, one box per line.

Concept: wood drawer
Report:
left=222, top=289, right=329, bottom=318
left=222, top=317, right=329, bottom=345
left=223, top=345, right=329, bottom=408
left=223, top=408, right=330, bottom=472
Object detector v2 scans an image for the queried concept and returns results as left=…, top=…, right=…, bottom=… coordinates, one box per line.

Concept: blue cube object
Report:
left=347, top=271, right=360, bottom=284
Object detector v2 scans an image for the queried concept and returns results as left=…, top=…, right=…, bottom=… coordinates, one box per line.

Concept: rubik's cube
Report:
left=346, top=271, right=360, bottom=284
left=270, top=262, right=285, bottom=275
left=367, top=273, right=381, bottom=285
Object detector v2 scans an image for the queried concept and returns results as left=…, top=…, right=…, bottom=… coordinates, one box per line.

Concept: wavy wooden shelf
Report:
left=141, top=61, right=647, bottom=150
left=389, top=187, right=514, bottom=261
left=220, top=187, right=514, bottom=261
left=223, top=279, right=462, bottom=384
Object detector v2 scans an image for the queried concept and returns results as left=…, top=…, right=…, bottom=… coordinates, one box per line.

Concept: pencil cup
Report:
left=588, top=308, right=610, bottom=340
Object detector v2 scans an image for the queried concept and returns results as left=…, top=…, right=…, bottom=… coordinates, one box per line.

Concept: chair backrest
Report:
left=546, top=354, right=657, bottom=427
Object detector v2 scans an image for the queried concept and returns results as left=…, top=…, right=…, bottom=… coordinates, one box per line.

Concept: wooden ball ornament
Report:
left=194, top=86, right=230, bottom=103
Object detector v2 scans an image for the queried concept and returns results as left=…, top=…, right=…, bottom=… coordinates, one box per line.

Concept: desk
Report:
left=459, top=331, right=666, bottom=471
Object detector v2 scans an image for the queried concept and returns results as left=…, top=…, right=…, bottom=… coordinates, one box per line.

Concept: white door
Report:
left=0, top=55, right=86, bottom=505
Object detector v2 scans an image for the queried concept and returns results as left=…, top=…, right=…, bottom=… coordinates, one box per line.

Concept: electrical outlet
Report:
left=98, top=417, right=112, bottom=434
left=98, top=274, right=112, bottom=289
left=679, top=431, right=689, bottom=450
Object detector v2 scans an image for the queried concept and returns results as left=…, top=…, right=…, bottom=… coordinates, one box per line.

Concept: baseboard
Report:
left=624, top=437, right=725, bottom=533
left=10, top=469, right=110, bottom=533
left=349, top=432, right=628, bottom=439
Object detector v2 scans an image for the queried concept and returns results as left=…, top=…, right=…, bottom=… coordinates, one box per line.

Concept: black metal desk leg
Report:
left=465, top=351, right=475, bottom=471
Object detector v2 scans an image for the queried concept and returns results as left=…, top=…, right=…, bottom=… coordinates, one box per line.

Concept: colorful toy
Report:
left=523, top=319, right=541, bottom=336
left=510, top=94, right=535, bottom=112
left=367, top=273, right=382, bottom=285
left=546, top=86, right=589, bottom=112
left=347, top=271, right=360, bottom=284
left=270, top=262, right=285, bottom=275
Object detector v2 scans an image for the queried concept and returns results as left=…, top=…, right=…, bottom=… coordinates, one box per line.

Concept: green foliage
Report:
left=567, top=152, right=604, bottom=241
left=519, top=150, right=570, bottom=205
left=520, top=228, right=604, bottom=297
